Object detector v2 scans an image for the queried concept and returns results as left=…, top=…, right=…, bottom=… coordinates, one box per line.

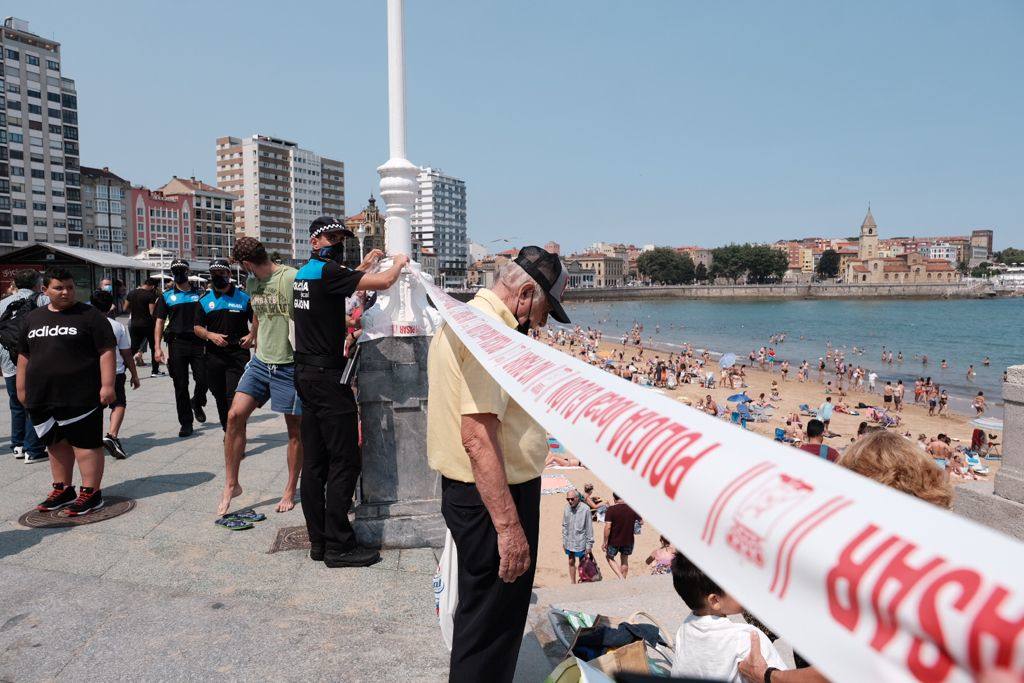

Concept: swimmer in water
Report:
left=983, top=356, right=990, bottom=366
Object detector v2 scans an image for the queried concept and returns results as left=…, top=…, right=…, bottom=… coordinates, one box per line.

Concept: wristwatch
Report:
left=764, top=667, right=779, bottom=683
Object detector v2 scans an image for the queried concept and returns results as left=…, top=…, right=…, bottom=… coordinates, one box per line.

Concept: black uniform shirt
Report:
left=153, top=285, right=204, bottom=342
left=292, top=256, right=363, bottom=358
left=194, top=285, right=253, bottom=350
left=17, top=303, right=116, bottom=410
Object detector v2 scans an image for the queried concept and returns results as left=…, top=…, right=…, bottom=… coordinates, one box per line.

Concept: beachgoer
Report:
left=798, top=419, right=839, bottom=462
left=817, top=397, right=835, bottom=434
left=972, top=391, right=986, bottom=416
left=646, top=535, right=675, bottom=575
left=427, top=246, right=568, bottom=682
left=562, top=491, right=594, bottom=584
left=672, top=553, right=788, bottom=682
left=894, top=380, right=905, bottom=413
left=0, top=269, right=48, bottom=463
left=603, top=492, right=641, bottom=579
left=90, top=290, right=140, bottom=460
left=124, top=277, right=164, bottom=376
left=19, top=268, right=116, bottom=516
left=221, top=238, right=303, bottom=515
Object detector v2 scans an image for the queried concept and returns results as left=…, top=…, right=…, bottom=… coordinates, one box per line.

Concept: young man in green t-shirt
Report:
left=220, top=237, right=302, bottom=516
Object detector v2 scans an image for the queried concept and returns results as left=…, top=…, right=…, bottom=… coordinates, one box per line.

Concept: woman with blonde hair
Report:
left=837, top=430, right=953, bottom=509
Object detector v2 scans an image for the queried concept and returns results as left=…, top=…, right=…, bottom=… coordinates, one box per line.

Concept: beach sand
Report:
left=531, top=337, right=996, bottom=589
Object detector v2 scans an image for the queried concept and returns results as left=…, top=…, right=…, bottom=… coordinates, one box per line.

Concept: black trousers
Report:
left=441, top=476, right=541, bottom=683
left=167, top=339, right=207, bottom=428
left=129, top=323, right=160, bottom=372
left=205, top=346, right=249, bottom=430
left=295, top=364, right=360, bottom=552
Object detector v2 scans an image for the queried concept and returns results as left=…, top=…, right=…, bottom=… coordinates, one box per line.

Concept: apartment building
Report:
left=159, top=176, right=235, bottom=261
left=80, top=165, right=130, bottom=254
left=215, top=135, right=344, bottom=263
left=0, top=17, right=82, bottom=251
left=128, top=187, right=193, bottom=260
left=412, top=167, right=467, bottom=287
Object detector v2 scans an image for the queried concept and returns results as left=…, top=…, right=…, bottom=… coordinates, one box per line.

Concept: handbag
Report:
left=432, top=529, right=458, bottom=651
left=578, top=551, right=602, bottom=583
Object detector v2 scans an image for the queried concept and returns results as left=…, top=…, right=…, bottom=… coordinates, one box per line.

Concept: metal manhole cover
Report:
left=268, top=525, right=310, bottom=554
left=17, top=496, right=136, bottom=528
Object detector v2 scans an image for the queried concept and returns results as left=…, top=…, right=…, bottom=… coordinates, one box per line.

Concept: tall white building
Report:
left=215, top=134, right=344, bottom=263
left=412, top=167, right=467, bottom=287
left=0, top=18, right=83, bottom=252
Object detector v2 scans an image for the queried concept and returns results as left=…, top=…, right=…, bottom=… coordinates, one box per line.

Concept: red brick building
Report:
left=128, top=187, right=193, bottom=259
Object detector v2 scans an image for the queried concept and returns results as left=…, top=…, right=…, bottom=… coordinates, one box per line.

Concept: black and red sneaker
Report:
left=58, top=487, right=104, bottom=517
left=36, top=483, right=76, bottom=511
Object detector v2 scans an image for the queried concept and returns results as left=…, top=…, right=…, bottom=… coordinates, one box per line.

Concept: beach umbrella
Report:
left=719, top=353, right=737, bottom=369
left=971, top=417, right=1003, bottom=431
left=727, top=393, right=752, bottom=403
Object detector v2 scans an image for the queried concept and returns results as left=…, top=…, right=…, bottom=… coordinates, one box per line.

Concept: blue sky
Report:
left=8, top=1, right=1021, bottom=251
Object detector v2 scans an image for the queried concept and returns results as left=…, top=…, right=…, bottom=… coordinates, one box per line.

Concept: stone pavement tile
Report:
left=74, top=499, right=177, bottom=540
left=146, top=508, right=284, bottom=551
left=0, top=460, right=34, bottom=487
left=0, top=488, right=44, bottom=524
left=4, top=527, right=142, bottom=577
left=398, top=547, right=441, bottom=574
left=102, top=535, right=220, bottom=592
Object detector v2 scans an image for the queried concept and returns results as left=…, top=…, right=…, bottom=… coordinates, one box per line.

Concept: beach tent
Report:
left=727, top=393, right=752, bottom=403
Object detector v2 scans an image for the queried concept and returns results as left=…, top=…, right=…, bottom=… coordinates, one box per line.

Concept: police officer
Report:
left=154, top=259, right=208, bottom=437
left=292, top=216, right=408, bottom=568
left=193, top=259, right=253, bottom=432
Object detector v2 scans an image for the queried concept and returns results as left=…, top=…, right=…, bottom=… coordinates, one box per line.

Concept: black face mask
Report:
left=317, top=244, right=343, bottom=262
left=172, top=271, right=189, bottom=285
left=514, top=295, right=534, bottom=336
left=211, top=275, right=230, bottom=290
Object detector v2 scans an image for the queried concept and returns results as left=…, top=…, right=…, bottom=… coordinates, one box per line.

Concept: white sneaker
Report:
left=12, top=446, right=23, bottom=460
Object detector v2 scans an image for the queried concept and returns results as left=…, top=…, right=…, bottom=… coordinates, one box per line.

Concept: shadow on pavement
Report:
left=0, top=472, right=215, bottom=560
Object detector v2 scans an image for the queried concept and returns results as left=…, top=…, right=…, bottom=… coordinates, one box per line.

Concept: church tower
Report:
left=858, top=206, right=879, bottom=260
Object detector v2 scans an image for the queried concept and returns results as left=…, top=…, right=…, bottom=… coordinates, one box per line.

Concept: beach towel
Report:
left=542, top=474, right=576, bottom=495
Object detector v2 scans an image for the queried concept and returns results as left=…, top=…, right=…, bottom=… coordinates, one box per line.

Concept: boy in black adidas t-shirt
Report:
left=16, top=268, right=116, bottom=516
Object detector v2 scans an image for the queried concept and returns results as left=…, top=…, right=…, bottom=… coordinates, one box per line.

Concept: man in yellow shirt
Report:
left=427, top=246, right=569, bottom=683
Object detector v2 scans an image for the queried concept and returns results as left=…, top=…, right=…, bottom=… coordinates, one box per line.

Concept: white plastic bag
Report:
left=433, top=529, right=459, bottom=651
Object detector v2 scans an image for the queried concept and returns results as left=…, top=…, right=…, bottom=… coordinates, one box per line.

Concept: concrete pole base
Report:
left=354, top=336, right=445, bottom=550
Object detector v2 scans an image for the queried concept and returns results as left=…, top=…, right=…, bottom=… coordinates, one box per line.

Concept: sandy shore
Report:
left=532, top=336, right=995, bottom=588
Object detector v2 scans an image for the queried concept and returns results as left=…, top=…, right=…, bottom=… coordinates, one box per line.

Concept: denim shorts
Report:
left=606, top=544, right=634, bottom=559
left=236, top=357, right=302, bottom=415
left=565, top=548, right=586, bottom=559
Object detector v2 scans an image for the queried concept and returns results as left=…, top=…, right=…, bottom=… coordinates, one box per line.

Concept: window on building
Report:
left=26, top=55, right=39, bottom=67
left=47, top=60, right=59, bottom=71
left=5, top=49, right=19, bottom=61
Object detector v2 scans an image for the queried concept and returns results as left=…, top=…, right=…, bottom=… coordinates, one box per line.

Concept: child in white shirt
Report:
left=670, top=553, right=788, bottom=682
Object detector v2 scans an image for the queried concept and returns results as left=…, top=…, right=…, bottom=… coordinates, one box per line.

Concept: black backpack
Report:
left=0, top=293, right=40, bottom=358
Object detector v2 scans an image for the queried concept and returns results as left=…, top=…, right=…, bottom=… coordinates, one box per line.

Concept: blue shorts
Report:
left=236, top=357, right=302, bottom=415
left=565, top=549, right=586, bottom=559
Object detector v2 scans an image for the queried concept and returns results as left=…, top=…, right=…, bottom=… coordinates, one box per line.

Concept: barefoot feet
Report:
left=276, top=491, right=296, bottom=513
left=218, top=483, right=242, bottom=516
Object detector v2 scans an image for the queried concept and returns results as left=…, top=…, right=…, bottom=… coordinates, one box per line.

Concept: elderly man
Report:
left=427, top=245, right=569, bottom=682
left=563, top=491, right=594, bottom=584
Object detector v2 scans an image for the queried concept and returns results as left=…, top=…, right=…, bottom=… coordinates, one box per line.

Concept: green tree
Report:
left=971, top=261, right=993, bottom=278
left=995, top=247, right=1024, bottom=265
left=269, top=250, right=284, bottom=263
left=816, top=249, right=840, bottom=279
left=956, top=259, right=971, bottom=276
left=694, top=262, right=708, bottom=283
left=636, top=248, right=695, bottom=285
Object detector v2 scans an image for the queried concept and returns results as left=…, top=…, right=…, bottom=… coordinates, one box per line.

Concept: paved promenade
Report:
left=0, top=372, right=449, bottom=681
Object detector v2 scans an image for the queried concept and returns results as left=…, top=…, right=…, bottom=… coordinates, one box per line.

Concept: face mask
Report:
left=317, top=244, right=343, bottom=262
left=212, top=275, right=230, bottom=289
left=514, top=293, right=535, bottom=335
left=103, top=285, right=112, bottom=292
left=172, top=272, right=188, bottom=285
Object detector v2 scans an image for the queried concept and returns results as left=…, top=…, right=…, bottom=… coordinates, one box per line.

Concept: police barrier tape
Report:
left=418, top=276, right=1024, bottom=682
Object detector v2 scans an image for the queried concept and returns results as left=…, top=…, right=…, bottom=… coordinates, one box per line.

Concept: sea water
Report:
left=563, top=297, right=1024, bottom=416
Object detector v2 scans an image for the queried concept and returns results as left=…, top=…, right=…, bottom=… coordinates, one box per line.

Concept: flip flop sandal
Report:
left=215, top=518, right=254, bottom=530
left=224, top=510, right=266, bottom=522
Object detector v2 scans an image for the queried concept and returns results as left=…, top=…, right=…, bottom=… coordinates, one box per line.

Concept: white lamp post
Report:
left=357, top=222, right=367, bottom=261
left=361, top=0, right=440, bottom=338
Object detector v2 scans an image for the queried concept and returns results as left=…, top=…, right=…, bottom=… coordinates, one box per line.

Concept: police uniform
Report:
left=292, top=248, right=365, bottom=555
left=194, top=284, right=252, bottom=430
left=154, top=271, right=208, bottom=431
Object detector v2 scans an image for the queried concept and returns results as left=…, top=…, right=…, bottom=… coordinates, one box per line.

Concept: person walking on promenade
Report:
left=124, top=277, right=164, bottom=376
left=427, top=246, right=570, bottom=682
left=603, top=492, right=641, bottom=579
left=291, top=216, right=407, bottom=567
left=90, top=290, right=140, bottom=460
left=220, top=238, right=301, bottom=515
left=562, top=490, right=593, bottom=584
left=154, top=260, right=208, bottom=437
left=0, top=269, right=48, bottom=463
left=18, top=268, right=115, bottom=516
left=193, top=259, right=252, bottom=432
